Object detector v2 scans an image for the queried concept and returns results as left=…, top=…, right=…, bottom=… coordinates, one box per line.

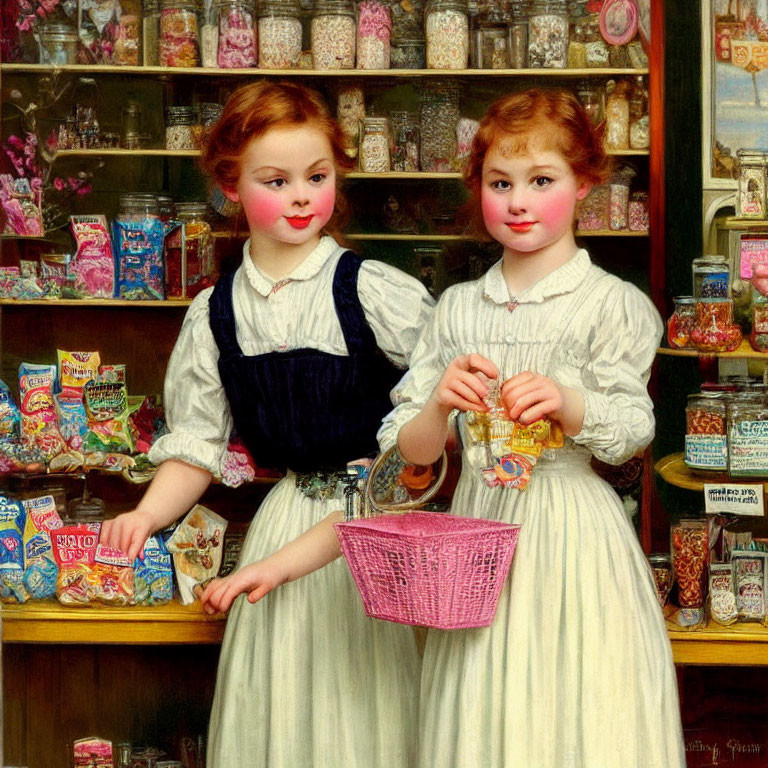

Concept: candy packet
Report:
left=55, top=394, right=88, bottom=452
left=19, top=362, right=66, bottom=462
left=70, top=215, right=115, bottom=299
left=57, top=349, right=101, bottom=398
left=133, top=535, right=174, bottom=605
left=732, top=550, right=768, bottom=624
left=50, top=522, right=101, bottom=606
left=22, top=494, right=62, bottom=599
left=0, top=266, right=21, bottom=298
left=40, top=253, right=71, bottom=298
left=73, top=737, right=113, bottom=768
left=0, top=378, right=21, bottom=442
left=0, top=495, right=29, bottom=603
left=459, top=374, right=564, bottom=490
left=167, top=505, right=227, bottom=604
left=90, top=543, right=134, bottom=605
left=112, top=215, right=166, bottom=300
left=83, top=380, right=133, bottom=454
left=708, top=562, right=738, bottom=626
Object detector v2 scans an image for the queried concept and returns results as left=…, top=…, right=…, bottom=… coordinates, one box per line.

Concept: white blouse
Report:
left=149, top=236, right=435, bottom=475
left=378, top=249, right=664, bottom=466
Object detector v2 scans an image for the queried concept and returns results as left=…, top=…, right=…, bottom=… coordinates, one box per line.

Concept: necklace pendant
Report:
left=506, top=300, right=518, bottom=313
left=271, top=278, right=291, bottom=295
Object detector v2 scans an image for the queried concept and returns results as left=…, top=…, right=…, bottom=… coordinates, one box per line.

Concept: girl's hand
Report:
left=752, top=263, right=768, bottom=297
left=99, top=510, right=155, bottom=561
left=500, top=371, right=564, bottom=424
left=432, top=354, right=499, bottom=414
left=200, top=560, right=286, bottom=615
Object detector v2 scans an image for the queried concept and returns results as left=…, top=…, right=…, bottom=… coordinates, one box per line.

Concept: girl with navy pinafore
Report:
left=100, top=81, right=433, bottom=768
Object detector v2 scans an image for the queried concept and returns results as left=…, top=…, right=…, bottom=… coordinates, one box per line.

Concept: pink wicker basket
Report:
left=334, top=449, right=521, bottom=629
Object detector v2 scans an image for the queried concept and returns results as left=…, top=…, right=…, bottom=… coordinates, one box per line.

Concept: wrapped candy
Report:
left=70, top=215, right=115, bottom=299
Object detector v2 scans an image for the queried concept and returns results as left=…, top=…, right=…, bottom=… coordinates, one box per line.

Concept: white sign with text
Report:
left=704, top=484, right=765, bottom=517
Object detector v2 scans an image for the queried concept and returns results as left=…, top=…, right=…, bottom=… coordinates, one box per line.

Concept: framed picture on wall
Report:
left=703, top=0, right=768, bottom=189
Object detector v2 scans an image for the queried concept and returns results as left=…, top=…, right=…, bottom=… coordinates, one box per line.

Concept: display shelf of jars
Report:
left=654, top=452, right=757, bottom=494
left=1, top=598, right=226, bottom=644
left=667, top=617, right=768, bottom=666
left=0, top=63, right=650, bottom=77
left=0, top=298, right=193, bottom=307
left=657, top=339, right=768, bottom=360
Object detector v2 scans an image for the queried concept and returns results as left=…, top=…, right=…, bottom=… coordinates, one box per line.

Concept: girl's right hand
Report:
left=432, top=354, right=499, bottom=414
left=99, top=510, right=155, bottom=561
left=200, top=560, right=286, bottom=615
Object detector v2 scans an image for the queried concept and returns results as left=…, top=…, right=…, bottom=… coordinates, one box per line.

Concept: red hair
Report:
left=463, top=88, right=613, bottom=240
left=201, top=80, right=355, bottom=238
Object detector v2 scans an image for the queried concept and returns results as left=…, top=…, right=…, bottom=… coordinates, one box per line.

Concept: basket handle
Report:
left=361, top=445, right=448, bottom=518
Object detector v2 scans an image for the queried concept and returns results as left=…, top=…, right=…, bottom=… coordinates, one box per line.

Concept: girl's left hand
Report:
left=500, top=371, right=564, bottom=424
left=199, top=560, right=285, bottom=615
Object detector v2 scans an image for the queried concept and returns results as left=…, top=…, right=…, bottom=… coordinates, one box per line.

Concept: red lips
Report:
left=507, top=222, right=535, bottom=233
left=285, top=215, right=313, bottom=229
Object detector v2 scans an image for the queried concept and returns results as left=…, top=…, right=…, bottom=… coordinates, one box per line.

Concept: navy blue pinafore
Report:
left=208, top=251, right=404, bottom=474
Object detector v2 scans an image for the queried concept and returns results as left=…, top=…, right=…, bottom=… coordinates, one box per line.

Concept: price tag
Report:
left=704, top=483, right=765, bottom=517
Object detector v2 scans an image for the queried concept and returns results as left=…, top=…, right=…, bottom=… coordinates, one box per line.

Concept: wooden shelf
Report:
left=0, top=298, right=192, bottom=307
left=0, top=599, right=225, bottom=644
left=716, top=216, right=768, bottom=231
left=655, top=452, right=730, bottom=492
left=1, top=64, right=649, bottom=77
left=657, top=338, right=768, bottom=359
left=668, top=619, right=768, bottom=665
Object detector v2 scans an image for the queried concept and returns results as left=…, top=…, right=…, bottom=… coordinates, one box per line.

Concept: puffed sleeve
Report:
left=148, top=287, right=232, bottom=476
left=377, top=290, right=455, bottom=451
left=357, top=260, right=435, bottom=369
left=570, top=281, right=663, bottom=465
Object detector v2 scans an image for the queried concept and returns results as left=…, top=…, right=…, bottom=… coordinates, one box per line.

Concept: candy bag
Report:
left=112, top=215, right=166, bottom=300
left=0, top=378, right=21, bottom=442
left=133, top=535, right=174, bottom=605
left=70, top=215, right=115, bottom=299
left=167, top=505, right=227, bottom=604
left=50, top=522, right=101, bottom=605
left=83, top=380, right=133, bottom=454
left=0, top=495, right=29, bottom=603
left=18, top=362, right=66, bottom=462
left=57, top=349, right=101, bottom=398
left=55, top=395, right=88, bottom=451
left=22, top=495, right=62, bottom=599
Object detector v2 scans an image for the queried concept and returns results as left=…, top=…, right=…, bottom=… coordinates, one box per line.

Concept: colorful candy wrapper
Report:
left=0, top=495, right=29, bottom=603
left=22, top=494, right=62, bottom=599
left=0, top=378, right=21, bottom=442
left=55, top=395, right=88, bottom=452
left=70, top=215, right=115, bottom=299
left=73, top=737, right=113, bottom=768
left=57, top=349, right=101, bottom=398
left=40, top=253, right=71, bottom=298
left=0, top=266, right=21, bottom=298
left=91, top=543, right=134, bottom=605
left=732, top=550, right=768, bottom=624
left=83, top=380, right=133, bottom=454
left=167, top=505, right=227, bottom=604
left=113, top=216, right=166, bottom=300
left=133, top=534, right=174, bottom=605
left=98, top=364, right=126, bottom=384
left=51, top=522, right=100, bottom=605
left=18, top=362, right=66, bottom=462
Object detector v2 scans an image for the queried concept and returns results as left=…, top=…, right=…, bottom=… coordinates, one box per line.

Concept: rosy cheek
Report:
left=313, top=186, right=336, bottom=227
left=481, top=191, right=506, bottom=230
left=538, top=189, right=576, bottom=227
left=241, top=191, right=284, bottom=230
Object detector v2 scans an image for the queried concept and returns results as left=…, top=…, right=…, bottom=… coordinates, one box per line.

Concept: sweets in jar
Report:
left=670, top=518, right=708, bottom=613
left=727, top=394, right=768, bottom=478
left=647, top=553, right=673, bottom=608
left=685, top=391, right=727, bottom=472
left=159, top=0, right=199, bottom=67
left=751, top=295, right=768, bottom=352
left=666, top=296, right=696, bottom=349
left=689, top=298, right=742, bottom=353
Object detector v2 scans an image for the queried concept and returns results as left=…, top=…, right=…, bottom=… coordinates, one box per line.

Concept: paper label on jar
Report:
left=739, top=236, right=768, bottom=279
left=704, top=483, right=765, bottom=517
left=685, top=434, right=728, bottom=470
left=698, top=273, right=729, bottom=297
left=729, top=421, right=768, bottom=475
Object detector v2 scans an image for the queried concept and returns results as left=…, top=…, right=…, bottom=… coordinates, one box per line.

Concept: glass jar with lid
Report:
left=38, top=22, right=79, bottom=65
left=143, top=0, right=161, bottom=65
left=647, top=553, right=674, bottom=608
left=507, top=0, right=528, bottom=68
left=215, top=0, right=257, bottom=67
left=359, top=117, right=391, bottom=172
left=357, top=0, right=392, bottom=69
left=166, top=202, right=215, bottom=299
left=690, top=298, right=743, bottom=353
left=685, top=391, right=728, bottom=472
left=425, top=0, right=469, bottom=69
left=666, top=296, right=696, bottom=350
left=311, top=0, right=356, bottom=69
left=737, top=149, right=768, bottom=219
left=419, top=80, right=460, bottom=172
left=670, top=517, right=709, bottom=612
left=200, top=0, right=219, bottom=66
left=121, top=102, right=143, bottom=150
left=728, top=393, right=768, bottom=478
left=692, top=254, right=729, bottom=298
left=528, top=0, right=567, bottom=68
left=605, top=78, right=630, bottom=149
left=751, top=291, right=768, bottom=353
left=165, top=105, right=201, bottom=149
left=582, top=12, right=608, bottom=67
left=259, top=0, right=302, bottom=68
left=119, top=193, right=160, bottom=219
left=159, top=0, right=200, bottom=67
left=576, top=81, right=604, bottom=129
left=390, top=111, right=420, bottom=172
left=627, top=190, right=648, bottom=231
left=391, top=37, right=426, bottom=68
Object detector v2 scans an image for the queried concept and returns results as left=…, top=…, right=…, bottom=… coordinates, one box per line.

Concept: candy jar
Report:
left=259, top=0, right=303, bottom=68
left=737, top=149, right=768, bottom=219
left=335, top=83, right=366, bottom=162
left=528, top=0, right=567, bottom=68
left=647, top=553, right=674, bottom=608
left=419, top=80, right=460, bottom=172
left=114, top=0, right=142, bottom=65
left=200, top=0, right=220, bottom=66
left=121, top=101, right=143, bottom=149
left=356, top=0, right=392, bottom=69
left=165, top=106, right=201, bottom=149
left=604, top=78, right=630, bottom=150
left=582, top=11, right=608, bottom=67
left=627, top=190, right=649, bottom=231
left=690, top=298, right=743, bottom=353
left=425, top=0, right=469, bottom=69
left=692, top=254, right=729, bottom=299
left=479, top=10, right=509, bottom=69
left=169, top=202, right=215, bottom=298
left=609, top=166, right=634, bottom=231
left=685, top=391, right=728, bottom=472
left=143, top=0, right=161, bottom=65
left=751, top=291, right=768, bottom=353
left=576, top=81, right=604, bottom=129
left=576, top=184, right=609, bottom=231
left=728, top=394, right=768, bottom=478
left=390, top=111, right=420, bottom=172
left=38, top=22, right=79, bottom=65
left=391, top=37, right=425, bottom=68
left=666, top=296, right=696, bottom=350
left=629, top=75, right=649, bottom=149
left=311, top=0, right=356, bottom=69
left=359, top=116, right=391, bottom=172
left=215, top=0, right=257, bottom=67
left=670, top=517, right=709, bottom=616
left=566, top=13, right=586, bottom=68
left=507, top=0, right=528, bottom=68
left=159, top=0, right=200, bottom=67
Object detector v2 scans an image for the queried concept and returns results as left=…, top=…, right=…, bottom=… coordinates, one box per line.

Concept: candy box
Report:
left=167, top=505, right=227, bottom=604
